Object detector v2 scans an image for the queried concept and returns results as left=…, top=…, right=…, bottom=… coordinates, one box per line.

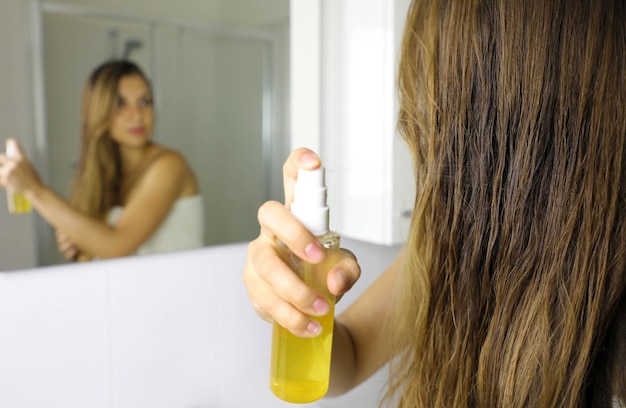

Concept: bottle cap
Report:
left=290, top=167, right=330, bottom=236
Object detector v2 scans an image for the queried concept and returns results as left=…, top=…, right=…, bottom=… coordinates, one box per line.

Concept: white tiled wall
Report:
left=0, top=239, right=401, bottom=408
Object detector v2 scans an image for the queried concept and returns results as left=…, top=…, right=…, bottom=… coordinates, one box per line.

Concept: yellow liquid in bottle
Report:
left=7, top=192, right=32, bottom=214
left=270, top=303, right=335, bottom=403
left=270, top=232, right=340, bottom=403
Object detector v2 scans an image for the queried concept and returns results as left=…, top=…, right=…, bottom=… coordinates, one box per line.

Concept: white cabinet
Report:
left=291, top=0, right=414, bottom=245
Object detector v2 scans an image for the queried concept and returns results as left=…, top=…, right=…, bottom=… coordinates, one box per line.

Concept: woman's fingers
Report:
left=244, top=236, right=326, bottom=337
left=244, top=148, right=362, bottom=338
left=244, top=200, right=337, bottom=337
left=55, top=230, right=78, bottom=260
left=255, top=203, right=329, bottom=313
left=60, top=245, right=78, bottom=261
left=244, top=200, right=363, bottom=337
left=0, top=149, right=15, bottom=187
left=0, top=140, right=40, bottom=194
left=257, top=200, right=325, bottom=264
left=327, top=248, right=361, bottom=300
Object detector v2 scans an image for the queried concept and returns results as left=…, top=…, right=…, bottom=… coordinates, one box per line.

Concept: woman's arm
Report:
left=0, top=140, right=193, bottom=258
left=43, top=152, right=191, bottom=258
left=91, top=151, right=195, bottom=257
left=243, top=147, right=399, bottom=395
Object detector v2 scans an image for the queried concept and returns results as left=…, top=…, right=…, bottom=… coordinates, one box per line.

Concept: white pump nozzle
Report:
left=5, top=140, right=17, bottom=158
left=290, top=167, right=330, bottom=236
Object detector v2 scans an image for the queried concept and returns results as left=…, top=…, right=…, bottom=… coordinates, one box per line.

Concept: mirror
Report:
left=0, top=0, right=289, bottom=271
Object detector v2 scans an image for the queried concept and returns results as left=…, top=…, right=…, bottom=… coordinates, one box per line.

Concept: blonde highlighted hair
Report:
left=387, top=0, right=626, bottom=406
left=69, top=60, right=151, bottom=261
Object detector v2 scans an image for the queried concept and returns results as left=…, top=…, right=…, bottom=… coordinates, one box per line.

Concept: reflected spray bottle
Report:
left=270, top=167, right=340, bottom=403
left=5, top=141, right=32, bottom=214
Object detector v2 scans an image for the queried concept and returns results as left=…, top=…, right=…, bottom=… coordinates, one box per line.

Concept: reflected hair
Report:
left=386, top=0, right=626, bottom=406
left=69, top=60, right=151, bottom=261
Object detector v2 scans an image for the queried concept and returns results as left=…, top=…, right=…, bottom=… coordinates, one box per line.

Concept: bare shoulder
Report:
left=145, top=146, right=199, bottom=195
left=151, top=147, right=189, bottom=169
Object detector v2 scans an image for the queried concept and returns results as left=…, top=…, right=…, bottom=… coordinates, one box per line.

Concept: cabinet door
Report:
left=320, top=0, right=414, bottom=245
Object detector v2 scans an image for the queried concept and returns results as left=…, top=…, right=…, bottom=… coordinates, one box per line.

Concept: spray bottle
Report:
left=5, top=141, right=32, bottom=214
left=270, top=167, right=341, bottom=403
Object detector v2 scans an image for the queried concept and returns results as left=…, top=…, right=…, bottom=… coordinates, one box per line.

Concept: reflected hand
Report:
left=0, top=139, right=43, bottom=196
left=55, top=230, right=79, bottom=261
left=242, top=148, right=361, bottom=338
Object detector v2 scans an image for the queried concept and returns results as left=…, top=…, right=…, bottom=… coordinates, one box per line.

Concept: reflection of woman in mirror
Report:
left=0, top=60, right=203, bottom=261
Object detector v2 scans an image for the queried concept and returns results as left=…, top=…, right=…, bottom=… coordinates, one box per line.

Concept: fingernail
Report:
left=302, top=152, right=319, bottom=167
left=306, top=321, right=322, bottom=336
left=336, top=269, right=350, bottom=292
left=312, top=297, right=330, bottom=315
left=304, top=242, right=324, bottom=263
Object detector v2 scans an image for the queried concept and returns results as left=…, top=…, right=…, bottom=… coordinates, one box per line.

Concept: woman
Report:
left=243, top=0, right=626, bottom=407
left=0, top=60, right=203, bottom=261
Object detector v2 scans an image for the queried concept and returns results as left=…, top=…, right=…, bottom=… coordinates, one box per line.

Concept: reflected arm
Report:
left=26, top=152, right=192, bottom=259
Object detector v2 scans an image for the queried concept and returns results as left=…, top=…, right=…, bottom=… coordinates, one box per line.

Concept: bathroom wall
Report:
left=0, top=0, right=38, bottom=271
left=0, top=238, right=401, bottom=407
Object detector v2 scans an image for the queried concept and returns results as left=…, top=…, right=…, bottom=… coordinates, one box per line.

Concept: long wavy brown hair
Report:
left=386, top=0, right=626, bottom=406
left=69, top=60, right=151, bottom=260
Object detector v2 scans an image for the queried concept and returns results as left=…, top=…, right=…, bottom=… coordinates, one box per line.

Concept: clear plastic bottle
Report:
left=5, top=141, right=32, bottom=214
left=270, top=167, right=340, bottom=403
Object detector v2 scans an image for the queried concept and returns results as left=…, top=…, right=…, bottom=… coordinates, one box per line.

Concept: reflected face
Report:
left=109, top=74, right=154, bottom=147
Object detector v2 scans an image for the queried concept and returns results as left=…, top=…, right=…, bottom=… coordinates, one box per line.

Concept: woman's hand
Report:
left=243, top=148, right=361, bottom=338
left=0, top=139, right=43, bottom=196
left=55, top=230, right=79, bottom=261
